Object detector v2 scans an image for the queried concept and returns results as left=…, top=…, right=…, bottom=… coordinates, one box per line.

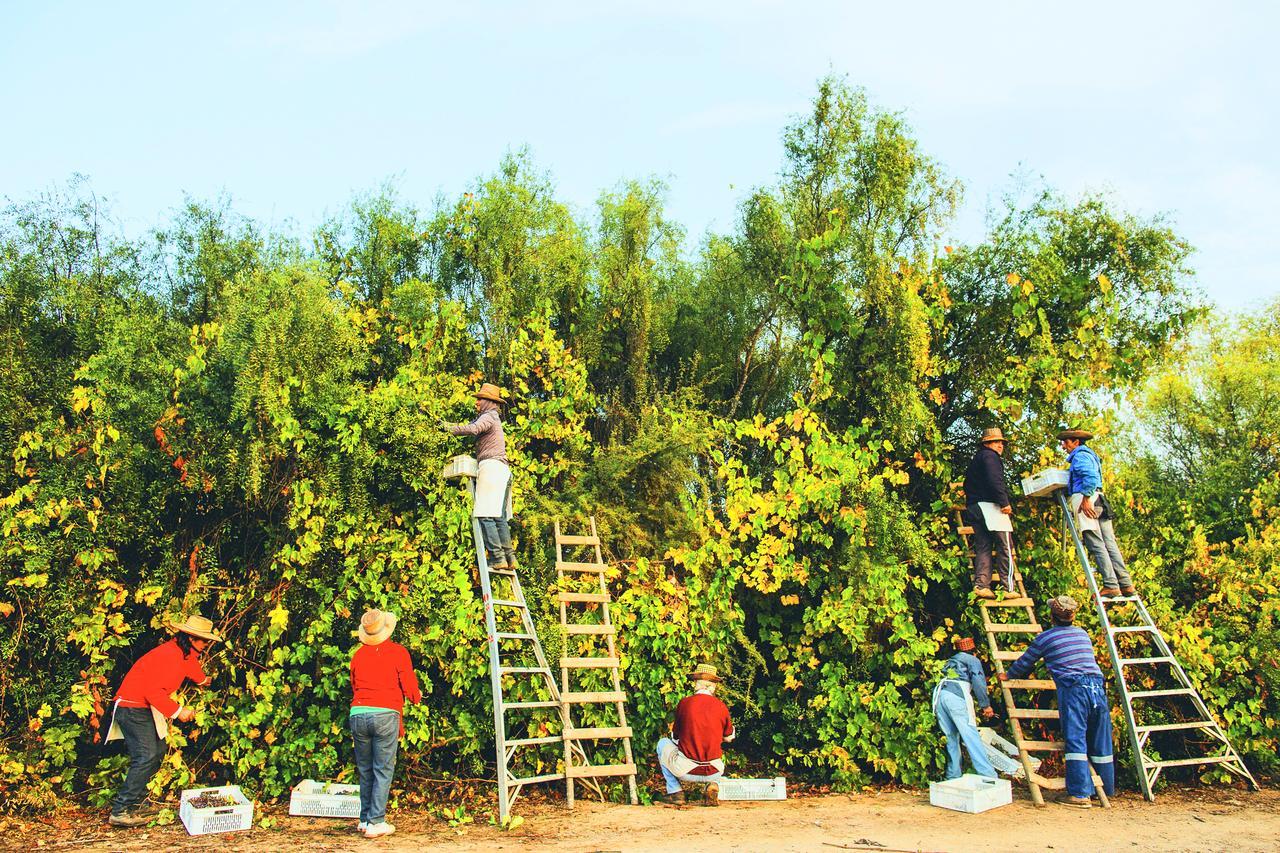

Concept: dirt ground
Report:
left=9, top=786, right=1279, bottom=853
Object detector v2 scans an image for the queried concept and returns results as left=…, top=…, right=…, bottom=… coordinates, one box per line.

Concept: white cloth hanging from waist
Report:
left=931, top=677, right=977, bottom=727
left=977, top=501, right=1013, bottom=532
left=104, top=697, right=171, bottom=743
left=1069, top=492, right=1101, bottom=533
left=473, top=458, right=513, bottom=518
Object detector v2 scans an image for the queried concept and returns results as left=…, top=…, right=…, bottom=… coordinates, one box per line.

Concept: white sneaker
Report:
left=364, top=821, right=396, bottom=838
left=357, top=821, right=368, bottom=833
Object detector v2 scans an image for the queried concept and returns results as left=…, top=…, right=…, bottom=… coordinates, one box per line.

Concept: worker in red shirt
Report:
left=349, top=609, right=422, bottom=838
left=106, top=614, right=220, bottom=828
left=657, top=663, right=735, bottom=806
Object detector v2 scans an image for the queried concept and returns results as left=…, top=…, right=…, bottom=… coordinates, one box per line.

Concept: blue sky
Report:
left=2, top=1, right=1276, bottom=310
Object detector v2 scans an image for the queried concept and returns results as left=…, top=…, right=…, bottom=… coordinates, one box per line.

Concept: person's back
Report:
left=673, top=691, right=733, bottom=764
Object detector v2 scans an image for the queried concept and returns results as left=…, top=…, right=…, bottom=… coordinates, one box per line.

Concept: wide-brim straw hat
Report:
left=474, top=383, right=506, bottom=405
left=980, top=427, right=1010, bottom=445
left=1049, top=595, right=1079, bottom=620
left=170, top=614, right=221, bottom=642
left=1057, top=427, right=1094, bottom=441
left=358, top=609, right=398, bottom=645
left=687, top=663, right=722, bottom=683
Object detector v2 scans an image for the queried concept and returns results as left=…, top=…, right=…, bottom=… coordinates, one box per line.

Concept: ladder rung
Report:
left=1020, top=739, right=1066, bottom=751
left=558, top=592, right=611, bottom=603
left=982, top=598, right=1034, bottom=608
left=562, top=690, right=627, bottom=704
left=957, top=526, right=974, bottom=535
left=1135, top=721, right=1216, bottom=733
left=1103, top=595, right=1142, bottom=603
left=495, top=632, right=534, bottom=641
left=1029, top=773, right=1067, bottom=791
left=500, top=666, right=551, bottom=675
left=564, top=624, right=615, bottom=635
left=1004, top=678, right=1056, bottom=690
left=489, top=598, right=526, bottom=609
left=557, top=561, right=606, bottom=573
left=509, top=772, right=564, bottom=785
left=988, top=623, right=1040, bottom=633
left=1111, top=625, right=1157, bottom=634
left=994, top=650, right=1024, bottom=661
left=506, top=735, right=562, bottom=747
left=505, top=700, right=560, bottom=710
left=489, top=567, right=516, bottom=576
left=1009, top=708, right=1059, bottom=720
left=557, top=535, right=600, bottom=546
left=565, top=762, right=636, bottom=779
left=561, top=657, right=621, bottom=669
left=565, top=726, right=633, bottom=740
left=1129, top=688, right=1195, bottom=699
left=1143, top=755, right=1236, bottom=769
left=1119, top=657, right=1175, bottom=666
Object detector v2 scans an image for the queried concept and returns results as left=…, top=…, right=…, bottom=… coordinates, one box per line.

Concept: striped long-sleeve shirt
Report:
left=1007, top=625, right=1102, bottom=681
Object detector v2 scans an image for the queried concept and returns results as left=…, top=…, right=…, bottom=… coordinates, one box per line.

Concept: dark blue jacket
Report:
left=963, top=445, right=1011, bottom=508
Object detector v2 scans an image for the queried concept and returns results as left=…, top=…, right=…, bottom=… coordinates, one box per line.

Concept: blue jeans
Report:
left=1082, top=520, right=1133, bottom=590
left=935, top=687, right=996, bottom=780
left=1057, top=674, right=1115, bottom=798
left=656, top=737, right=723, bottom=794
left=477, top=471, right=515, bottom=565
left=350, top=711, right=400, bottom=824
left=111, top=707, right=165, bottom=814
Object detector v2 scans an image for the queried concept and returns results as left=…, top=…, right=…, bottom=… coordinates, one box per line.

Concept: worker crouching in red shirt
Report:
left=657, top=663, right=735, bottom=806
left=106, top=614, right=220, bottom=828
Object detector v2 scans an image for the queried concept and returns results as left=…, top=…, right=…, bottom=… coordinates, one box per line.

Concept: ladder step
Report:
left=509, top=772, right=565, bottom=785
left=564, top=624, right=615, bottom=635
left=505, top=700, right=560, bottom=710
left=506, top=735, right=563, bottom=747
left=557, top=592, right=611, bottom=603
left=1009, top=708, right=1059, bottom=720
left=1003, top=678, right=1056, bottom=690
left=1129, top=688, right=1195, bottom=699
left=1135, top=721, right=1216, bottom=733
left=565, top=762, right=637, bottom=779
left=1103, top=595, right=1142, bottom=603
left=489, top=598, right=527, bottom=609
left=564, top=726, right=633, bottom=740
left=1111, top=625, right=1157, bottom=634
left=495, top=632, right=534, bottom=641
left=982, top=598, right=1034, bottom=608
left=1029, top=773, right=1067, bottom=791
left=557, top=535, right=600, bottom=546
left=1020, top=739, right=1066, bottom=751
left=561, top=656, right=621, bottom=669
left=1142, top=755, right=1237, bottom=769
left=994, top=650, right=1024, bottom=661
left=489, top=568, right=516, bottom=576
left=1119, top=656, right=1175, bottom=666
left=988, top=623, right=1040, bottom=633
left=957, top=526, right=975, bottom=535
left=562, top=690, right=627, bottom=704
left=499, top=666, right=552, bottom=675
left=557, top=561, right=606, bottom=573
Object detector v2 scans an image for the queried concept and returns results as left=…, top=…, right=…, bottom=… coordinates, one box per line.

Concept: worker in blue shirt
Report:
left=932, top=637, right=997, bottom=780
left=1059, top=428, right=1137, bottom=597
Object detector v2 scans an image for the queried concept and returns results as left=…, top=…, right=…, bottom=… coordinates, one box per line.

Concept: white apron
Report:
left=104, top=698, right=171, bottom=743
left=473, top=458, right=513, bottom=518
left=931, top=677, right=977, bottom=727
left=977, top=501, right=1013, bottom=533
left=1069, top=492, right=1101, bottom=534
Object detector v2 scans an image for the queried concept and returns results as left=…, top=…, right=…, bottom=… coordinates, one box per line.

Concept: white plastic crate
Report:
left=928, top=774, right=1012, bottom=814
left=978, top=726, right=1038, bottom=780
left=289, top=779, right=361, bottom=818
left=442, top=454, right=479, bottom=479
left=716, top=777, right=787, bottom=801
left=179, top=785, right=254, bottom=835
left=1021, top=468, right=1069, bottom=498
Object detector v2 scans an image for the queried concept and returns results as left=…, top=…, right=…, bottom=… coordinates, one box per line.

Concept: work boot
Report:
left=661, top=791, right=686, bottom=805
left=974, top=587, right=996, bottom=600
left=704, top=782, right=720, bottom=806
left=1100, top=587, right=1120, bottom=598
left=1120, top=586, right=1138, bottom=596
left=1056, top=794, right=1092, bottom=809
left=108, top=808, right=150, bottom=828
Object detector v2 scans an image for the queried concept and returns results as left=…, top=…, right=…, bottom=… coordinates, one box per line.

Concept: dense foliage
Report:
left=1, top=78, right=1272, bottom=815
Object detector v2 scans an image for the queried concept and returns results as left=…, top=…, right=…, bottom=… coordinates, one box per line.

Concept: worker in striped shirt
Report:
left=1000, top=595, right=1115, bottom=808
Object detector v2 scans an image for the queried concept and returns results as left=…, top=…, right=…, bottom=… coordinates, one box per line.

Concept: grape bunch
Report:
left=188, top=792, right=236, bottom=809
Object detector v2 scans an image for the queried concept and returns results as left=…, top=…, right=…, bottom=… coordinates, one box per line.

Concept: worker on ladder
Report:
left=1001, top=595, right=1116, bottom=809
left=657, top=663, right=736, bottom=806
left=1058, top=427, right=1137, bottom=598
left=443, top=383, right=517, bottom=569
left=932, top=637, right=998, bottom=781
left=962, top=427, right=1016, bottom=599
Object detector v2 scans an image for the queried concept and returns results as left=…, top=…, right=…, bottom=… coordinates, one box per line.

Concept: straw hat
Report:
left=980, top=427, right=1010, bottom=445
left=474, top=383, right=505, bottom=405
left=169, top=614, right=221, bottom=642
left=687, top=663, right=723, bottom=683
left=1049, top=595, right=1079, bottom=621
left=1057, top=427, right=1093, bottom=441
left=358, top=609, right=398, bottom=646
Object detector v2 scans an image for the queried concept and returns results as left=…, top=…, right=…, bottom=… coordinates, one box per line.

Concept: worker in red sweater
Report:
left=106, top=614, right=220, bottom=828
left=657, top=663, right=735, bottom=806
left=349, top=609, right=421, bottom=838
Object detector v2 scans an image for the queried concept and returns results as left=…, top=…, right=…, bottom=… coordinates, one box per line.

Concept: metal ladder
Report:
left=1054, top=490, right=1259, bottom=801
left=554, top=518, right=639, bottom=807
left=956, top=508, right=1111, bottom=807
left=444, top=457, right=592, bottom=823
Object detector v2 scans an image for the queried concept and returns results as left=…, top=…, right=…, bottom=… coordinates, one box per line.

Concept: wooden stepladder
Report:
left=554, top=518, right=639, bottom=808
left=1053, top=489, right=1259, bottom=801
left=956, top=509, right=1111, bottom=808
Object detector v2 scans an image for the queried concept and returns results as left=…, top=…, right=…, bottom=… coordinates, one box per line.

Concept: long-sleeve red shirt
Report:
left=673, top=692, right=734, bottom=766
left=350, top=641, right=422, bottom=714
left=114, top=639, right=209, bottom=718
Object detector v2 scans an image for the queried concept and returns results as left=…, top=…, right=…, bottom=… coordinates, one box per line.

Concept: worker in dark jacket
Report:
left=962, top=427, right=1014, bottom=599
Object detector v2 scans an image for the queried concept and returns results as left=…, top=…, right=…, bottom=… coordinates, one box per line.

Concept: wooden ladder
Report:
left=554, top=517, right=639, bottom=808
left=956, top=508, right=1111, bottom=807
left=1054, top=490, right=1259, bottom=801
